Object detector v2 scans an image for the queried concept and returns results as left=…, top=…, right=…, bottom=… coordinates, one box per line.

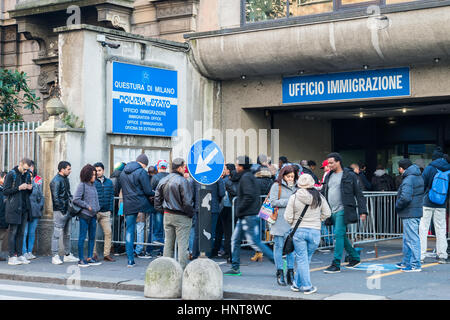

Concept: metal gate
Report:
left=0, top=122, right=41, bottom=171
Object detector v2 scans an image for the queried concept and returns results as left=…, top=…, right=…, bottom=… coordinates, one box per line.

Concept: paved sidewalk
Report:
left=0, top=239, right=448, bottom=300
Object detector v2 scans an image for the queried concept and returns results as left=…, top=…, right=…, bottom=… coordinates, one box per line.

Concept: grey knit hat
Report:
left=136, top=154, right=149, bottom=166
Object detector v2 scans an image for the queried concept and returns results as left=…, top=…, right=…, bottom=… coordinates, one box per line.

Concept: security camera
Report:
left=101, top=41, right=120, bottom=49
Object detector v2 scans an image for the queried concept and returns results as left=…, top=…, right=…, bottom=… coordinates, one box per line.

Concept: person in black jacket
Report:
left=110, top=162, right=126, bottom=256
left=0, top=172, right=8, bottom=261
left=154, top=158, right=194, bottom=269
left=50, top=161, right=79, bottom=265
left=120, top=154, right=153, bottom=267
left=321, top=153, right=368, bottom=274
left=350, top=163, right=372, bottom=191
left=224, top=156, right=275, bottom=276
left=371, top=165, right=395, bottom=191
left=4, top=158, right=33, bottom=265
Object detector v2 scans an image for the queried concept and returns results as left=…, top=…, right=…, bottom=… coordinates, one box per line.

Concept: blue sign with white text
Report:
left=187, top=140, right=225, bottom=185
left=282, top=67, right=410, bottom=104
left=112, top=61, right=178, bottom=137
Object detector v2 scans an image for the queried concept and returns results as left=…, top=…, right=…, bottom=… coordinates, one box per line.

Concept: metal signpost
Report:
left=187, top=139, right=225, bottom=257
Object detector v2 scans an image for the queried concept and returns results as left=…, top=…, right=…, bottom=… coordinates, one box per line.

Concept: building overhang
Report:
left=9, top=0, right=134, bottom=18
left=186, top=3, right=450, bottom=80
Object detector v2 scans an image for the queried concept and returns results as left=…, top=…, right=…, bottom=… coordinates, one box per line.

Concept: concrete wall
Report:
left=57, top=25, right=215, bottom=189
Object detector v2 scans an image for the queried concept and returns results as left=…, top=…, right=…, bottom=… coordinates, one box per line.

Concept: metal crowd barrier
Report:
left=231, top=191, right=404, bottom=250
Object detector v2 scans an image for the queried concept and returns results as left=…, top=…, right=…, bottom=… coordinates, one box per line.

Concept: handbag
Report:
left=258, top=184, right=282, bottom=224
left=282, top=195, right=309, bottom=256
left=68, top=183, right=85, bottom=218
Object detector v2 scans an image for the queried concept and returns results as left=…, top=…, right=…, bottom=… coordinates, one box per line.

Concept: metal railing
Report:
left=231, top=191, right=403, bottom=249
left=0, top=122, right=41, bottom=172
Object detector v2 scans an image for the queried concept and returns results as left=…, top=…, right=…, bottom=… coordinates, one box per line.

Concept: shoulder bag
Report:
left=68, top=183, right=85, bottom=218
left=282, top=194, right=309, bottom=256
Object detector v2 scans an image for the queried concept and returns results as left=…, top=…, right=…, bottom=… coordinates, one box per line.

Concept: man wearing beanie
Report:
left=119, top=154, right=153, bottom=267
left=321, top=152, right=367, bottom=274
left=395, top=158, right=424, bottom=272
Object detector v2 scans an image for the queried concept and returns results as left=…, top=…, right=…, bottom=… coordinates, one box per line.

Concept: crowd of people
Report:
left=0, top=148, right=449, bottom=295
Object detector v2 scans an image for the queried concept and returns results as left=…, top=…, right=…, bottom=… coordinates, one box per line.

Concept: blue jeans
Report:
left=125, top=214, right=137, bottom=263
left=320, top=222, right=334, bottom=246
left=402, top=218, right=421, bottom=269
left=135, top=221, right=146, bottom=255
left=231, top=215, right=274, bottom=270
left=273, top=233, right=294, bottom=270
left=293, top=228, right=321, bottom=290
left=22, top=218, right=39, bottom=254
left=78, top=217, right=97, bottom=262
left=152, top=212, right=164, bottom=243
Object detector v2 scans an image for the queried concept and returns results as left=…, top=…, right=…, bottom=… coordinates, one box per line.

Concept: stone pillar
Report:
left=35, top=100, right=85, bottom=255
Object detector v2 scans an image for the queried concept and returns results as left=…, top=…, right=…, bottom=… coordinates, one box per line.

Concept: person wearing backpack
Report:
left=419, top=154, right=450, bottom=264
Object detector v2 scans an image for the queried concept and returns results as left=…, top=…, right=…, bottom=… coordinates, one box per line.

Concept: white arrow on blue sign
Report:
left=187, top=139, right=225, bottom=185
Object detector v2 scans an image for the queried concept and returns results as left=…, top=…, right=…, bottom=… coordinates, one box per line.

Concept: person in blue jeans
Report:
left=120, top=154, right=153, bottom=267
left=73, top=164, right=101, bottom=267
left=395, top=159, right=424, bottom=272
left=224, top=156, right=275, bottom=276
left=268, top=165, right=298, bottom=286
left=22, top=163, right=44, bottom=260
left=284, top=174, right=331, bottom=294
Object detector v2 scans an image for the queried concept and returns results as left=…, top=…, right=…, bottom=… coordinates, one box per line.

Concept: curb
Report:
left=0, top=271, right=308, bottom=300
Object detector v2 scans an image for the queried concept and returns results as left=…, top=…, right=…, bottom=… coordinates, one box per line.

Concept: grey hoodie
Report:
left=284, top=188, right=331, bottom=230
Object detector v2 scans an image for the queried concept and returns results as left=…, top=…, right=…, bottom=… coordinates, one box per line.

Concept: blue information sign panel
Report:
left=283, top=67, right=410, bottom=104
left=112, top=61, right=178, bottom=137
left=187, top=140, right=225, bottom=185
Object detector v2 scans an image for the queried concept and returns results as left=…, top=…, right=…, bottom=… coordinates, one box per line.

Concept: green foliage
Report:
left=246, top=0, right=287, bottom=22
left=61, top=112, right=84, bottom=128
left=0, top=69, right=41, bottom=123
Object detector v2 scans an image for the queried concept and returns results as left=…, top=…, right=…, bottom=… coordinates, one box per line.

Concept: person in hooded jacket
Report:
left=419, top=154, right=450, bottom=264
left=371, top=165, right=395, bottom=191
left=4, top=158, right=33, bottom=266
left=395, top=159, right=424, bottom=272
left=22, top=162, right=44, bottom=260
left=285, top=174, right=331, bottom=294
left=120, top=154, right=153, bottom=267
left=269, top=165, right=298, bottom=286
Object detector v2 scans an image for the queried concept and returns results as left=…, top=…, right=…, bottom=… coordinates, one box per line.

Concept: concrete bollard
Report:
left=144, top=257, right=183, bottom=299
left=182, top=257, right=223, bottom=300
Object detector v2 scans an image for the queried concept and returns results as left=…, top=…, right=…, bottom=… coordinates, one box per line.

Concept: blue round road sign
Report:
left=187, top=140, right=225, bottom=185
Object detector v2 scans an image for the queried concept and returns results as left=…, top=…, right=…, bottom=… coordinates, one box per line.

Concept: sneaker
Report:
left=18, top=256, right=30, bottom=264
left=224, top=268, right=241, bottom=276
left=346, top=260, right=361, bottom=269
left=137, top=252, right=152, bottom=259
left=401, top=266, right=422, bottom=272
left=127, top=260, right=136, bottom=268
left=324, top=264, right=340, bottom=273
left=27, top=253, right=37, bottom=260
left=395, top=263, right=406, bottom=269
left=301, top=286, right=318, bottom=295
left=152, top=241, right=164, bottom=246
left=78, top=260, right=90, bottom=268
left=114, top=249, right=127, bottom=256
left=86, top=258, right=102, bottom=266
left=290, top=285, right=300, bottom=292
left=437, top=258, right=448, bottom=264
left=63, top=253, right=79, bottom=263
left=8, top=256, right=22, bottom=266
left=52, top=255, right=63, bottom=265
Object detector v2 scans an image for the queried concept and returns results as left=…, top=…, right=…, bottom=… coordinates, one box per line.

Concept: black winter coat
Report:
left=120, top=162, right=153, bottom=215
left=236, top=170, right=261, bottom=219
left=322, top=168, right=368, bottom=225
left=0, top=186, right=7, bottom=229
left=4, top=167, right=32, bottom=225
left=50, top=173, right=71, bottom=214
